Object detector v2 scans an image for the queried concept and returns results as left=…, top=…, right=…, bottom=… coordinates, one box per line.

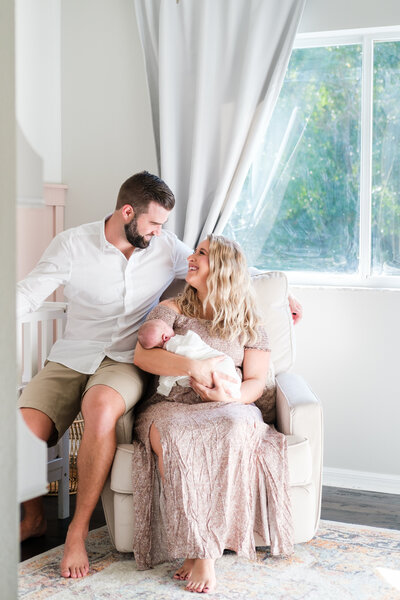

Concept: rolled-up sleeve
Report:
left=16, top=233, right=72, bottom=318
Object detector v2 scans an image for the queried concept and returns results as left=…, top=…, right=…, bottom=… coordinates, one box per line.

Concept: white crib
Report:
left=17, top=302, right=70, bottom=518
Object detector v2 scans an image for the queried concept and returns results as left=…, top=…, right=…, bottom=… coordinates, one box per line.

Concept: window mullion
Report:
left=359, top=36, right=373, bottom=279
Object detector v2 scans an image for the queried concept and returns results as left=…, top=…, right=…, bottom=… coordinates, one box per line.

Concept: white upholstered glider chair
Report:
left=101, top=271, right=323, bottom=551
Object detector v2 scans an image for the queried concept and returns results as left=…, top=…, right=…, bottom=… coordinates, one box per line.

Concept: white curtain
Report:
left=135, top=0, right=305, bottom=247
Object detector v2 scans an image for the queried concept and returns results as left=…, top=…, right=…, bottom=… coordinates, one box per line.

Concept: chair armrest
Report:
left=276, top=372, right=322, bottom=440
left=276, top=371, right=323, bottom=526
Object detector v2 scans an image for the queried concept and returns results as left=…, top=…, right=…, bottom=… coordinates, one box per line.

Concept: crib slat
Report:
left=40, top=320, right=47, bottom=369
left=16, top=320, right=23, bottom=385
left=31, top=319, right=39, bottom=377
left=22, top=322, right=31, bottom=384
left=56, top=318, right=65, bottom=339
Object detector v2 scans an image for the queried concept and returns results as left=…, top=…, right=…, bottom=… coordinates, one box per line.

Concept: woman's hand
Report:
left=189, top=356, right=237, bottom=388
left=190, top=371, right=235, bottom=403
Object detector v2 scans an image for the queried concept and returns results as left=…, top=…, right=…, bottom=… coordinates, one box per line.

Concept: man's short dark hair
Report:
left=116, top=171, right=175, bottom=215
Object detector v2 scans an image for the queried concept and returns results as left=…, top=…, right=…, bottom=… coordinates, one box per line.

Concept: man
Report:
left=18, top=171, right=192, bottom=578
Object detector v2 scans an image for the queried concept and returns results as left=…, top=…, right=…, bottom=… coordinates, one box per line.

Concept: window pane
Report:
left=372, top=41, right=400, bottom=276
left=224, top=45, right=362, bottom=273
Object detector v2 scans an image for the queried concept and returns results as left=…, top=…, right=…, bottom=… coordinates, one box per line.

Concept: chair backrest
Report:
left=161, top=271, right=295, bottom=375
left=251, top=270, right=295, bottom=374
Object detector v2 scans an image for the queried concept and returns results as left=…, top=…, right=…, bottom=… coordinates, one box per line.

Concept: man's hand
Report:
left=288, top=294, right=303, bottom=325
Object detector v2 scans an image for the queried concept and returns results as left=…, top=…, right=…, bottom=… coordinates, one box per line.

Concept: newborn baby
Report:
left=138, top=319, right=242, bottom=398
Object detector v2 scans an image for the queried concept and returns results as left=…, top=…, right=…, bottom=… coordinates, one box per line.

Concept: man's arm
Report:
left=17, top=233, right=72, bottom=318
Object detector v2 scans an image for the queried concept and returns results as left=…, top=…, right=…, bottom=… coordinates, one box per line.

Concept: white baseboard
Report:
left=323, top=467, right=400, bottom=495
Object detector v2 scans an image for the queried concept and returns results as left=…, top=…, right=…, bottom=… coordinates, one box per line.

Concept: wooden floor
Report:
left=20, top=486, right=400, bottom=562
left=321, top=486, right=400, bottom=530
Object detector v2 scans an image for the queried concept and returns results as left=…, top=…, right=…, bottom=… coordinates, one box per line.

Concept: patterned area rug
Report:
left=19, top=520, right=400, bottom=599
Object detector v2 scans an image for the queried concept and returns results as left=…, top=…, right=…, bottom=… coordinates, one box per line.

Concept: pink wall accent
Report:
left=17, top=183, right=67, bottom=300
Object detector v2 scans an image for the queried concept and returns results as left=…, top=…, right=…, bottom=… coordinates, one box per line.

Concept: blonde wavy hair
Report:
left=176, top=234, right=260, bottom=344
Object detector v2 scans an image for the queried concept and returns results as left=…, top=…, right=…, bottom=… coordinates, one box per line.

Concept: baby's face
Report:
left=139, top=319, right=175, bottom=348
left=154, top=320, right=175, bottom=347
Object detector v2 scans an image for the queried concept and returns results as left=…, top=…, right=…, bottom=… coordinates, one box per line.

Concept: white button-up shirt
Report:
left=17, top=217, right=192, bottom=374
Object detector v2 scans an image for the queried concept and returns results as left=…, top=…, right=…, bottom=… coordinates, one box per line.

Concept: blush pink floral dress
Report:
left=131, top=304, right=293, bottom=570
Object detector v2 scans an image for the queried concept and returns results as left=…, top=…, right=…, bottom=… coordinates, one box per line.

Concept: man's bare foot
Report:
left=185, top=558, right=216, bottom=594
left=60, top=526, right=89, bottom=578
left=174, top=558, right=195, bottom=580
left=20, top=515, right=47, bottom=542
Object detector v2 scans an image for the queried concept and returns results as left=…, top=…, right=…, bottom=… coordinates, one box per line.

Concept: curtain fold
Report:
left=135, top=0, right=305, bottom=247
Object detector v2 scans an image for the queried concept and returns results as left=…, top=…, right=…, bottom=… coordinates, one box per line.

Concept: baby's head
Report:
left=138, top=319, right=175, bottom=349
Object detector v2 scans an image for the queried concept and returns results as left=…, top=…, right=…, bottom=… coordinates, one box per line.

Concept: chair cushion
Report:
left=111, top=434, right=312, bottom=495
left=111, top=444, right=136, bottom=493
left=286, top=434, right=313, bottom=486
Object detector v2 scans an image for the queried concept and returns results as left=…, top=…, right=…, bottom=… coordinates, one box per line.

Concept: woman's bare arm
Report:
left=238, top=348, right=270, bottom=404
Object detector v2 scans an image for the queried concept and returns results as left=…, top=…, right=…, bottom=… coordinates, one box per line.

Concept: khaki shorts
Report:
left=18, top=357, right=146, bottom=446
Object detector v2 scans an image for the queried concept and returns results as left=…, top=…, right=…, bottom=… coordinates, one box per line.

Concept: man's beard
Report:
left=124, top=216, right=151, bottom=249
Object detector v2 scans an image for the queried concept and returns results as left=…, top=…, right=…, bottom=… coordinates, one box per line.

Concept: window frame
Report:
left=262, top=26, right=400, bottom=290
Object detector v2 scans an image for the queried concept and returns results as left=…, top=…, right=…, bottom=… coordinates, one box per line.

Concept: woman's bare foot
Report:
left=174, top=558, right=195, bottom=580
left=60, top=525, right=89, bottom=578
left=20, top=515, right=47, bottom=542
left=185, top=558, right=216, bottom=594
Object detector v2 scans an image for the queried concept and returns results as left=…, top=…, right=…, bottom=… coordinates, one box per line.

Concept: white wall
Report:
left=0, top=0, right=18, bottom=595
left=292, top=287, right=400, bottom=478
left=61, top=0, right=157, bottom=228
left=59, top=1, right=400, bottom=490
left=15, top=0, right=61, bottom=184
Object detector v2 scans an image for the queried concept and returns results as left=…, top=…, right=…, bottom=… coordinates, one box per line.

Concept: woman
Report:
left=132, top=234, right=293, bottom=594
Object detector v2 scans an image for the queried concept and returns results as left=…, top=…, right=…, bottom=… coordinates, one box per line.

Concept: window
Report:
left=223, top=31, right=400, bottom=287
left=372, top=41, right=400, bottom=277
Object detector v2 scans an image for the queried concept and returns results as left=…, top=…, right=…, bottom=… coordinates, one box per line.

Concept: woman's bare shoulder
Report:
left=159, top=298, right=182, bottom=314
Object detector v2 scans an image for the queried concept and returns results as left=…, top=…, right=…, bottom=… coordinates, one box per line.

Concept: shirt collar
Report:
left=100, top=214, right=113, bottom=251
left=100, top=214, right=158, bottom=255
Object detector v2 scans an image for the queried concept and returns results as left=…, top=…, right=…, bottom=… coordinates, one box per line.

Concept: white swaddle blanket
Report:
left=157, top=329, right=241, bottom=398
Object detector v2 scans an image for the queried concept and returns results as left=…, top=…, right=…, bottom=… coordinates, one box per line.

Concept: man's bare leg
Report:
left=60, top=385, right=125, bottom=579
left=20, top=408, right=56, bottom=541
